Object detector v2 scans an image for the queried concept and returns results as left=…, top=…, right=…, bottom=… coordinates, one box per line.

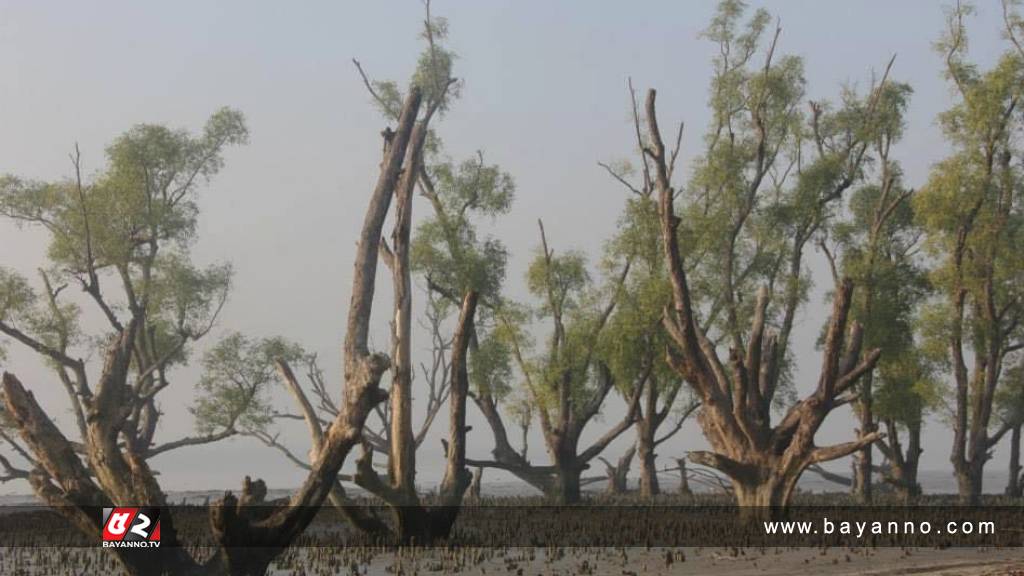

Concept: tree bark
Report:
left=955, top=460, right=984, bottom=506
left=439, top=291, right=478, bottom=502
left=426, top=291, right=480, bottom=540
left=551, top=461, right=583, bottom=504
left=635, top=374, right=664, bottom=498
left=853, top=369, right=874, bottom=502
left=676, top=458, right=693, bottom=496
left=601, top=445, right=635, bottom=494
left=637, top=428, right=659, bottom=497
left=878, top=418, right=922, bottom=503
left=468, top=467, right=483, bottom=501
left=1006, top=424, right=1021, bottom=498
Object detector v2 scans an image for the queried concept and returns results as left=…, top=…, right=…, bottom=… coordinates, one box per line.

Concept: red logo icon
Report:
left=101, top=507, right=161, bottom=548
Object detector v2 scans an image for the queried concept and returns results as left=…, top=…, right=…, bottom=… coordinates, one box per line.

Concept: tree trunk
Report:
left=955, top=459, right=984, bottom=506
left=1006, top=424, right=1022, bottom=498
left=676, top=458, right=692, bottom=496
left=731, top=470, right=801, bottom=520
left=551, top=463, right=583, bottom=504
left=428, top=291, right=480, bottom=540
left=883, top=419, right=922, bottom=504
left=602, top=445, right=634, bottom=495
left=903, top=423, right=922, bottom=501
left=637, top=379, right=660, bottom=498
left=469, top=467, right=483, bottom=501
left=853, top=370, right=874, bottom=503
left=386, top=117, right=422, bottom=503
left=438, top=292, right=477, bottom=501
left=637, top=434, right=659, bottom=498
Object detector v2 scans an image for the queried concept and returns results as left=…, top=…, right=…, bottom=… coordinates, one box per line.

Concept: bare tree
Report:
left=333, top=3, right=490, bottom=542
left=599, top=444, right=635, bottom=494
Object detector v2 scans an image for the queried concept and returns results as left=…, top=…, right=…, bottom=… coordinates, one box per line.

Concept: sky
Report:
left=0, top=0, right=1016, bottom=494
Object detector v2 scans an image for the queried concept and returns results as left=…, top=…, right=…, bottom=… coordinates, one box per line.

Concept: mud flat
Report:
left=265, top=546, right=1024, bottom=576
left=0, top=544, right=1020, bottom=574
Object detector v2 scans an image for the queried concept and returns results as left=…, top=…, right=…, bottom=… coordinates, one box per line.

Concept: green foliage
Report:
left=674, top=1, right=920, bottom=417
left=598, top=196, right=679, bottom=395
left=683, top=0, right=808, bottom=346
left=508, top=226, right=642, bottom=422
left=191, top=333, right=304, bottom=435
left=0, top=109, right=247, bottom=274
left=875, top=350, right=941, bottom=426
left=0, top=267, right=83, bottom=366
left=367, top=12, right=461, bottom=120
left=0, top=111, right=247, bottom=372
left=996, top=362, right=1024, bottom=427
left=0, top=267, right=36, bottom=327
left=148, top=255, right=232, bottom=337
left=490, top=301, right=532, bottom=387
left=469, top=328, right=513, bottom=399
left=914, top=6, right=1024, bottom=375
left=821, top=71, right=935, bottom=429
left=411, top=156, right=514, bottom=300
left=367, top=8, right=518, bottom=418
left=525, top=249, right=590, bottom=317
left=0, top=109, right=248, bottom=454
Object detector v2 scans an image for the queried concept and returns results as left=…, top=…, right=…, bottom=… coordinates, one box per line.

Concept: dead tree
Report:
left=348, top=63, right=482, bottom=541
left=675, top=458, right=692, bottom=496
left=645, top=88, right=882, bottom=511
left=468, top=466, right=483, bottom=501
left=356, top=291, right=455, bottom=459
left=599, top=445, right=635, bottom=494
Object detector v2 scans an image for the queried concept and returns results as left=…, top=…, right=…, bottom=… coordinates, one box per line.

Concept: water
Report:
left=0, top=470, right=1009, bottom=506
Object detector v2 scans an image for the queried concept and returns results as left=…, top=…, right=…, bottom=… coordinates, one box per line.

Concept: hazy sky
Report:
left=0, top=1, right=1015, bottom=494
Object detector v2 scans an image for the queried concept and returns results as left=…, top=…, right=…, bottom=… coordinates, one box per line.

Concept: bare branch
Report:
left=811, top=431, right=885, bottom=464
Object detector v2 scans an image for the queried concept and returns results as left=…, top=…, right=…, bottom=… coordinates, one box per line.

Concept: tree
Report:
left=254, top=4, right=513, bottom=540
left=410, top=151, right=515, bottom=512
left=344, top=2, right=509, bottom=542
left=611, top=0, right=895, bottom=511
left=0, top=109, right=253, bottom=573
left=873, top=353, right=939, bottom=502
left=0, top=111, right=245, bottom=463
left=598, top=91, right=704, bottom=498
left=599, top=202, right=698, bottom=497
left=645, top=83, right=882, bottom=511
left=916, top=0, right=1024, bottom=504
left=821, top=80, right=934, bottom=502
left=0, top=81, right=424, bottom=574
left=682, top=0, right=804, bottom=369
left=469, top=223, right=640, bottom=504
